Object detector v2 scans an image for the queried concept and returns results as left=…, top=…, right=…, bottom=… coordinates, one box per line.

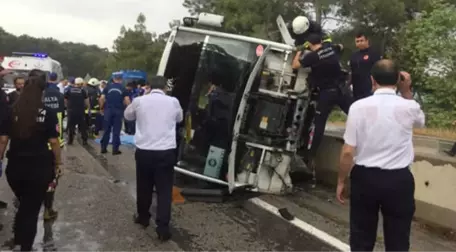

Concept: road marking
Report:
left=248, top=197, right=350, bottom=252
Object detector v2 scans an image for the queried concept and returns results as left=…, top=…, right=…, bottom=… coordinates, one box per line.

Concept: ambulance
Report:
left=1, top=52, right=63, bottom=94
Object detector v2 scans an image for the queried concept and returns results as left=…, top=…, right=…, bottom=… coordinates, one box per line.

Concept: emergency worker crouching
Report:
left=65, top=77, right=90, bottom=145
left=86, top=78, right=102, bottom=137
left=292, top=34, right=352, bottom=160
left=43, top=72, right=65, bottom=221
left=0, top=69, right=62, bottom=251
left=99, top=72, right=131, bottom=155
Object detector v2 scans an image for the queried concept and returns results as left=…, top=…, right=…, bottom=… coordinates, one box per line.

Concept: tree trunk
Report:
left=314, top=0, right=322, bottom=24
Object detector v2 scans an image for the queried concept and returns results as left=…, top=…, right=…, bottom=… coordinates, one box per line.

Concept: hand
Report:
left=56, top=165, right=63, bottom=177
left=398, top=71, right=412, bottom=93
left=336, top=180, right=346, bottom=205
left=452, top=120, right=456, bottom=126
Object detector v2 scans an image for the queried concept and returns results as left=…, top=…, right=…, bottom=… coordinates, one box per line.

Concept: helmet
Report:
left=292, top=16, right=310, bottom=35
left=75, top=77, right=84, bottom=85
left=88, top=78, right=100, bottom=86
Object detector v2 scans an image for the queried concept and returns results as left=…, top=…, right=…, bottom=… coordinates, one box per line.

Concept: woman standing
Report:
left=0, top=69, right=62, bottom=251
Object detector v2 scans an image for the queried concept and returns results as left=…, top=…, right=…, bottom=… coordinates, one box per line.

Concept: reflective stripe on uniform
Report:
left=323, top=37, right=332, bottom=43
left=85, top=109, right=99, bottom=114
left=48, top=112, right=65, bottom=150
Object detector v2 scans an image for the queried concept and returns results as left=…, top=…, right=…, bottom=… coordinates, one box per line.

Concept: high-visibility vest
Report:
left=48, top=112, right=65, bottom=149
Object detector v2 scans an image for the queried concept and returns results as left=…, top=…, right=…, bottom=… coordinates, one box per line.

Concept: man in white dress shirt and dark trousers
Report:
left=337, top=59, right=425, bottom=251
left=124, top=76, right=183, bottom=242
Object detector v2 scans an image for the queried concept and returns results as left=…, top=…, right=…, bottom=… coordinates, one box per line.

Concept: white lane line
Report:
left=248, top=197, right=350, bottom=252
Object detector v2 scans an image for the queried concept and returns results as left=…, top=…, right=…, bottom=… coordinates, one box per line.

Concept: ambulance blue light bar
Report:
left=12, top=52, right=48, bottom=58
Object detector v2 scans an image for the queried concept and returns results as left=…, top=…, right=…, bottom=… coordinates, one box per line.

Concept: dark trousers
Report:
left=95, top=113, right=103, bottom=134
left=68, top=112, right=88, bottom=142
left=135, top=148, right=175, bottom=234
left=6, top=155, right=54, bottom=251
left=101, top=109, right=123, bottom=151
left=310, top=88, right=352, bottom=156
left=86, top=112, right=101, bottom=137
left=350, top=165, right=415, bottom=252
left=125, top=120, right=136, bottom=135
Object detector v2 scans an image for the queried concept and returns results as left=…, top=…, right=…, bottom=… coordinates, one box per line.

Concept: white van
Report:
left=1, top=52, right=63, bottom=94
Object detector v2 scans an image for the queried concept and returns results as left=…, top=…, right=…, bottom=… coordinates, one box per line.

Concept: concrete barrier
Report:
left=318, top=125, right=456, bottom=231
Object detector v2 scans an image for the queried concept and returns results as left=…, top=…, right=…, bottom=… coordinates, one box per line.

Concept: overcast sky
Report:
left=0, top=0, right=189, bottom=49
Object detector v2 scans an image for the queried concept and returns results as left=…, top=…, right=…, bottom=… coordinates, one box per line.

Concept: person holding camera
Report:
left=337, top=59, right=425, bottom=251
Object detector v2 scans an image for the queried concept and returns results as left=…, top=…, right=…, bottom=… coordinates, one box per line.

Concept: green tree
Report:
left=183, top=0, right=340, bottom=41
left=393, top=0, right=456, bottom=127
left=106, top=13, right=166, bottom=77
left=0, top=27, right=109, bottom=77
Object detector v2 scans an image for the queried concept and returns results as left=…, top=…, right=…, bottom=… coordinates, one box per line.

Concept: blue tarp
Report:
left=110, top=70, right=147, bottom=84
left=94, top=134, right=135, bottom=146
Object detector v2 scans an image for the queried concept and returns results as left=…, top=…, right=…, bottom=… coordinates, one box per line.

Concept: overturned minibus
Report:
left=157, top=13, right=317, bottom=195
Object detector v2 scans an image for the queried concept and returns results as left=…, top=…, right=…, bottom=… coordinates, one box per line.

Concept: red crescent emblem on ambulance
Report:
left=363, top=55, right=369, bottom=60
left=8, top=60, right=20, bottom=68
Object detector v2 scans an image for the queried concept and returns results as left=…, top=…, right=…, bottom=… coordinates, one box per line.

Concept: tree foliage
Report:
left=393, top=0, right=456, bottom=127
left=183, top=0, right=340, bottom=40
left=105, top=13, right=166, bottom=77
left=0, top=27, right=108, bottom=77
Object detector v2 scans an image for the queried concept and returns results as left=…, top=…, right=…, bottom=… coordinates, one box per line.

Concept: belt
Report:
left=355, top=164, right=409, bottom=171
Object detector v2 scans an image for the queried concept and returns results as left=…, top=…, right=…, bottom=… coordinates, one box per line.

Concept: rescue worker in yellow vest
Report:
left=86, top=78, right=102, bottom=138
left=43, top=74, right=65, bottom=220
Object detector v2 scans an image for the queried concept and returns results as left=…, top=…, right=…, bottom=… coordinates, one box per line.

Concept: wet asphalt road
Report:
left=81, top=139, right=337, bottom=251
left=0, top=140, right=337, bottom=251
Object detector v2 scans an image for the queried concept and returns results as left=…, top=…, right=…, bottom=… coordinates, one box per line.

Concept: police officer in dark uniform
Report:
left=43, top=78, right=65, bottom=221
left=292, top=34, right=352, bottom=158
left=64, top=77, right=89, bottom=145
left=44, top=80, right=65, bottom=148
left=100, top=72, right=130, bottom=155
left=349, top=32, right=382, bottom=101
left=0, top=69, right=61, bottom=251
left=47, top=73, right=60, bottom=92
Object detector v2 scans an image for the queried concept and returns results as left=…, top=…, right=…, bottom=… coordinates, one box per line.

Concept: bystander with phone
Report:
left=337, top=59, right=425, bottom=251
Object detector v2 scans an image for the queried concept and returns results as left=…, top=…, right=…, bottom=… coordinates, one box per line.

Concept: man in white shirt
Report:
left=337, top=59, right=425, bottom=252
left=124, top=76, right=183, bottom=242
left=57, top=79, right=68, bottom=94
